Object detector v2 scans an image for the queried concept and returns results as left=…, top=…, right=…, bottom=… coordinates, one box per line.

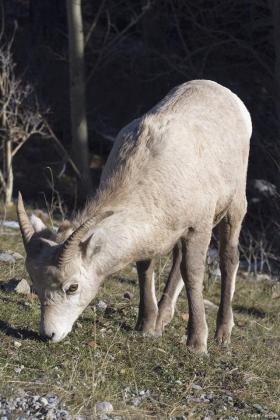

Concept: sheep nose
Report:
left=41, top=331, right=55, bottom=341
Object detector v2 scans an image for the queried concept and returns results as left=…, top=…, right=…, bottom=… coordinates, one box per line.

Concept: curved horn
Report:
left=17, top=191, right=34, bottom=249
left=58, top=210, right=113, bottom=268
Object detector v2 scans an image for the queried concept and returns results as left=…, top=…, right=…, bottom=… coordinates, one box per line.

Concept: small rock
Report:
left=252, top=403, right=265, bottom=413
left=0, top=278, right=30, bottom=295
left=14, top=340, right=22, bottom=348
left=175, top=380, right=183, bottom=385
left=95, top=401, right=113, bottom=414
left=39, top=397, right=48, bottom=406
left=0, top=252, right=16, bottom=263
left=130, top=398, right=140, bottom=407
left=223, top=395, right=233, bottom=403
left=14, top=365, right=24, bottom=374
left=191, top=383, right=202, bottom=390
left=15, top=279, right=31, bottom=295
left=21, top=301, right=31, bottom=308
left=96, top=300, right=108, bottom=312
left=6, top=250, right=24, bottom=260
left=199, top=394, right=210, bottom=403
left=2, top=220, right=19, bottom=229
left=180, top=335, right=187, bottom=344
left=123, top=291, right=133, bottom=300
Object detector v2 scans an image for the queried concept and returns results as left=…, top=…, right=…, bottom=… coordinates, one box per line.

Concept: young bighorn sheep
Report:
left=17, top=80, right=251, bottom=352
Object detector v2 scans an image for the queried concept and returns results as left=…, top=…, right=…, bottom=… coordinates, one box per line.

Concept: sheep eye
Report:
left=66, top=284, right=78, bottom=294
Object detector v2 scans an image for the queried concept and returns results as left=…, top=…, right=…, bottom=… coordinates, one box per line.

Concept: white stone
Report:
left=95, top=401, right=113, bottom=414
left=96, top=300, right=107, bottom=311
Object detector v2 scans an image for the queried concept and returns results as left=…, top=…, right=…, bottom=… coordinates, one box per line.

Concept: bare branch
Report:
left=85, top=0, right=107, bottom=46
left=0, top=43, right=48, bottom=204
left=43, top=118, right=81, bottom=179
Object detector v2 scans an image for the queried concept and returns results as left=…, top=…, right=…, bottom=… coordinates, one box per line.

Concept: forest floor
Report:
left=0, top=208, right=280, bottom=419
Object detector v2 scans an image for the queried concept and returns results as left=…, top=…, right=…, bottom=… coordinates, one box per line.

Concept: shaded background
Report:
left=1, top=0, right=280, bottom=272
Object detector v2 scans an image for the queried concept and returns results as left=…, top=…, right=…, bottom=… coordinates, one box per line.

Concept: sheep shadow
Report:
left=0, top=320, right=44, bottom=341
left=233, top=305, right=266, bottom=319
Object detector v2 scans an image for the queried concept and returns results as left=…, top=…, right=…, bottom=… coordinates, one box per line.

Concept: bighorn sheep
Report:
left=17, top=80, right=251, bottom=352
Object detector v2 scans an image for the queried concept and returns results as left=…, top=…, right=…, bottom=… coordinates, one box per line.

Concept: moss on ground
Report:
left=0, top=218, right=279, bottom=418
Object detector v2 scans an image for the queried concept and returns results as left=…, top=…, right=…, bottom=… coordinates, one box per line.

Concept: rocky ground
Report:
left=0, top=386, right=278, bottom=419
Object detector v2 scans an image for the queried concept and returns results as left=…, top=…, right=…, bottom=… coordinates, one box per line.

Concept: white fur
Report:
left=151, top=273, right=157, bottom=307
left=171, top=277, right=185, bottom=308
left=230, top=264, right=239, bottom=301
left=231, top=91, right=252, bottom=136
left=19, top=80, right=250, bottom=345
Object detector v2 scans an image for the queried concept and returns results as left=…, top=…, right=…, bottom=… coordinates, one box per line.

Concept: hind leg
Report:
left=215, top=198, right=247, bottom=344
left=181, top=227, right=212, bottom=353
left=155, top=244, right=184, bottom=335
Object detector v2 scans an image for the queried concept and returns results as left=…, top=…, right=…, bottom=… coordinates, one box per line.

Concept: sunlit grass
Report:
left=0, top=222, right=279, bottom=418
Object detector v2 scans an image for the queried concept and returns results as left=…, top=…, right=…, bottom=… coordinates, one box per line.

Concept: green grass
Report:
left=0, top=219, right=280, bottom=418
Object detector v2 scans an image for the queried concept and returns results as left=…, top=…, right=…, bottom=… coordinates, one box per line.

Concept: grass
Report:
left=0, top=211, right=280, bottom=418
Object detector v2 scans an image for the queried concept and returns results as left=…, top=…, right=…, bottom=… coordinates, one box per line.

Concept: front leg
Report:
left=135, top=259, right=158, bottom=334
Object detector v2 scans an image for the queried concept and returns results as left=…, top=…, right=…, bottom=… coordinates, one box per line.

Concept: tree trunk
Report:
left=5, top=137, right=13, bottom=207
left=1, top=103, right=13, bottom=207
left=66, top=0, right=92, bottom=197
left=270, top=0, right=280, bottom=127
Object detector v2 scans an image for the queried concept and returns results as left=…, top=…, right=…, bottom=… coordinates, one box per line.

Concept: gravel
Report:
left=123, top=387, right=151, bottom=407
left=186, top=389, right=279, bottom=418
left=0, top=393, right=72, bottom=419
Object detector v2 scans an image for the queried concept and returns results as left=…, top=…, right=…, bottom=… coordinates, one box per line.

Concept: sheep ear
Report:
left=30, top=214, right=47, bottom=233
left=79, top=233, right=102, bottom=261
